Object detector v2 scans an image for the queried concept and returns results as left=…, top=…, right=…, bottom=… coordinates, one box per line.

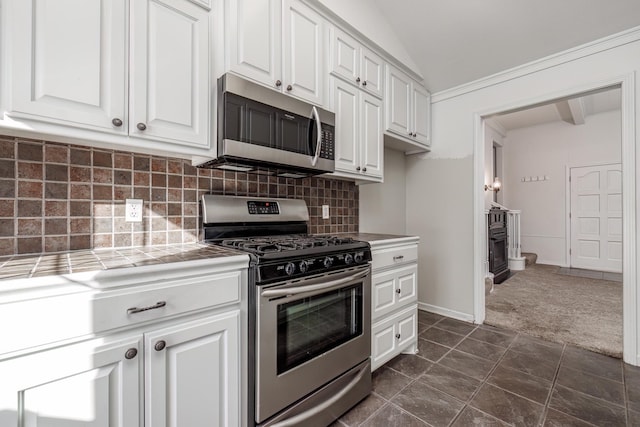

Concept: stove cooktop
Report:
left=218, top=235, right=360, bottom=256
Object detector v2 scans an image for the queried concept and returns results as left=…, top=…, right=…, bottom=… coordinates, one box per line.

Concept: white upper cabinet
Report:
left=3, top=0, right=211, bottom=153
left=385, top=64, right=431, bottom=148
left=331, top=78, right=382, bottom=182
left=330, top=27, right=383, bottom=98
left=227, top=0, right=281, bottom=88
left=226, top=0, right=325, bottom=106
left=130, top=0, right=210, bottom=148
left=9, top=0, right=127, bottom=132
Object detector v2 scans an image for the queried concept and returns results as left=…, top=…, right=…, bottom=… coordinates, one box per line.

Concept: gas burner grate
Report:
left=218, top=235, right=357, bottom=255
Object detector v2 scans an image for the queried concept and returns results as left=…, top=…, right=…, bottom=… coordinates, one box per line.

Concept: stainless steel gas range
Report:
left=201, top=195, right=372, bottom=427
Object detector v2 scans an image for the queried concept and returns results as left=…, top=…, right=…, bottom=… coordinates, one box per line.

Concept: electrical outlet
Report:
left=125, top=199, right=143, bottom=222
left=322, top=205, right=330, bottom=219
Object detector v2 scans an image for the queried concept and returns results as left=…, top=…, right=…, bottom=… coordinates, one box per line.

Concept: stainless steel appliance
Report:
left=201, top=195, right=371, bottom=427
left=196, top=74, right=335, bottom=178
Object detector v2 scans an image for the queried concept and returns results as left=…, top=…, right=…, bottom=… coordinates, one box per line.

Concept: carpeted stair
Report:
left=522, top=252, right=537, bottom=267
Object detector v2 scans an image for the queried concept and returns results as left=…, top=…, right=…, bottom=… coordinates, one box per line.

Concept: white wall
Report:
left=406, top=30, right=640, bottom=347
left=359, top=148, right=406, bottom=234
left=503, top=110, right=621, bottom=266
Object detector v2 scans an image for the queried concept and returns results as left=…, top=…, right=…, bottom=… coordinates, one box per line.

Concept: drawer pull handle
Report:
left=395, top=333, right=401, bottom=339
left=155, top=340, right=166, bottom=351
left=393, top=255, right=404, bottom=261
left=396, top=288, right=401, bottom=294
left=124, top=348, right=138, bottom=359
left=127, top=301, right=166, bottom=315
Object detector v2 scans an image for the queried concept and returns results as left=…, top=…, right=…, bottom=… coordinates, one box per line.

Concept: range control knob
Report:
left=285, top=262, right=296, bottom=276
left=323, top=256, right=334, bottom=268
left=344, top=253, right=354, bottom=265
left=299, top=260, right=309, bottom=274
left=354, top=252, right=364, bottom=263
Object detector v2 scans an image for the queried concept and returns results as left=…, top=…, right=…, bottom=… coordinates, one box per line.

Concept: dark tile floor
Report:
left=333, top=310, right=640, bottom=426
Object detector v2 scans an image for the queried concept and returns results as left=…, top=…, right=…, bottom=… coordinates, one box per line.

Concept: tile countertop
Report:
left=0, top=244, right=250, bottom=302
left=340, top=233, right=419, bottom=248
left=0, top=243, right=245, bottom=281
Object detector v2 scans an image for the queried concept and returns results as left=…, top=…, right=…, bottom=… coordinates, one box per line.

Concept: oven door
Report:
left=255, top=265, right=371, bottom=424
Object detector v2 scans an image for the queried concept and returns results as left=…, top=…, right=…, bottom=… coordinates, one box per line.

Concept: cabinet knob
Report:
left=356, top=77, right=361, bottom=83
left=124, top=348, right=138, bottom=359
left=356, top=166, right=361, bottom=171
left=395, top=333, right=401, bottom=339
left=154, top=340, right=166, bottom=351
left=286, top=84, right=293, bottom=91
left=396, top=288, right=401, bottom=294
left=362, top=81, right=367, bottom=86
left=275, top=80, right=282, bottom=87
left=362, top=167, right=367, bottom=172
left=408, top=131, right=413, bottom=136
left=112, top=118, right=123, bottom=127
left=412, top=132, right=417, bottom=137
left=137, top=123, right=147, bottom=131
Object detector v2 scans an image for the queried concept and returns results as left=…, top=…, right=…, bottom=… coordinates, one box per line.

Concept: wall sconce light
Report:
left=484, top=177, right=502, bottom=193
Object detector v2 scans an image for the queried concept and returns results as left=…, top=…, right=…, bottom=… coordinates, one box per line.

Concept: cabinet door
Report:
left=130, top=0, right=210, bottom=148
left=9, top=0, right=127, bottom=132
left=145, top=311, right=240, bottom=427
left=371, top=321, right=397, bottom=371
left=396, top=264, right=418, bottom=306
left=0, top=335, right=141, bottom=427
left=282, top=0, right=324, bottom=105
left=413, top=85, right=431, bottom=146
left=360, top=91, right=383, bottom=179
left=360, top=47, right=384, bottom=98
left=227, top=0, right=281, bottom=89
left=332, top=79, right=359, bottom=174
left=329, top=27, right=359, bottom=85
left=385, top=65, right=412, bottom=138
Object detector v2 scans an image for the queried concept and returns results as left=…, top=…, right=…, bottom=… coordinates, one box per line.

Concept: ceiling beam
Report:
left=555, top=98, right=586, bottom=125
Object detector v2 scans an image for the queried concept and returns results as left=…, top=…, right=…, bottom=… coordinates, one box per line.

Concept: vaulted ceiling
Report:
left=372, top=0, right=640, bottom=93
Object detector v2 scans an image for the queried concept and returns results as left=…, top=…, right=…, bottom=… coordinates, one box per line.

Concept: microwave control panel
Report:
left=320, top=125, right=335, bottom=160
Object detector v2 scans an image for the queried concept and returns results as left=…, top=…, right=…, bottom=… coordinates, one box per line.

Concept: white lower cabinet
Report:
left=0, top=260, right=246, bottom=427
left=0, top=334, right=142, bottom=427
left=145, top=311, right=240, bottom=427
left=370, top=237, right=419, bottom=371
left=372, top=305, right=417, bottom=370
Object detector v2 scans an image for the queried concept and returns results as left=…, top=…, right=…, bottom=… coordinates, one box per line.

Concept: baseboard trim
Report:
left=417, top=302, right=475, bottom=323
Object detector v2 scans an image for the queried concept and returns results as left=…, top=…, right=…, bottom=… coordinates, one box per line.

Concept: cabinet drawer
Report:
left=0, top=271, right=242, bottom=356
left=371, top=264, right=417, bottom=321
left=92, top=271, right=241, bottom=331
left=371, top=304, right=417, bottom=371
left=371, top=245, right=417, bottom=271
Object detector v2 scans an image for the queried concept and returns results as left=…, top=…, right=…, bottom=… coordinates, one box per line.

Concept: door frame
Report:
left=565, top=162, right=623, bottom=272
left=473, top=73, right=637, bottom=365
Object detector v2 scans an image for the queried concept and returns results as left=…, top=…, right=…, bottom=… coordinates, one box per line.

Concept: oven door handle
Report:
left=269, top=362, right=368, bottom=427
left=261, top=269, right=369, bottom=298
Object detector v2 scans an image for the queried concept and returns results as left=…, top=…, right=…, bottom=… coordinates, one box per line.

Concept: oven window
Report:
left=277, top=284, right=363, bottom=374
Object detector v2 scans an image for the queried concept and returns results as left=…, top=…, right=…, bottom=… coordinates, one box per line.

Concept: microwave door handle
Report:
left=311, top=106, right=322, bottom=166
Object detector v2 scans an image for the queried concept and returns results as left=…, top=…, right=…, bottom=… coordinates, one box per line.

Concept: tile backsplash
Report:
left=0, top=136, right=359, bottom=256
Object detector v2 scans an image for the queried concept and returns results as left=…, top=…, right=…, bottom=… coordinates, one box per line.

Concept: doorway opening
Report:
left=477, top=84, right=629, bottom=359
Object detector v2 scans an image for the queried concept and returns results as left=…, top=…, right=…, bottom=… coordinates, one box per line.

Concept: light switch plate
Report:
left=125, top=199, right=143, bottom=222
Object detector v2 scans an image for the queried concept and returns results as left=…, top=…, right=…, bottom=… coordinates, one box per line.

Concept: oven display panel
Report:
left=247, top=201, right=280, bottom=215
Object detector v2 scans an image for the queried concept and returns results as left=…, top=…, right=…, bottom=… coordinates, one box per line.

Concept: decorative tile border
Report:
left=0, top=135, right=359, bottom=256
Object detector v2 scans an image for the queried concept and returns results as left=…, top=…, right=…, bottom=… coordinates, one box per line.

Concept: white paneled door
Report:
left=570, top=164, right=622, bottom=272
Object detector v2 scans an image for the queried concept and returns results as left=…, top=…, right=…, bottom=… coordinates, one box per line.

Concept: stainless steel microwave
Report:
left=196, top=73, right=335, bottom=178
